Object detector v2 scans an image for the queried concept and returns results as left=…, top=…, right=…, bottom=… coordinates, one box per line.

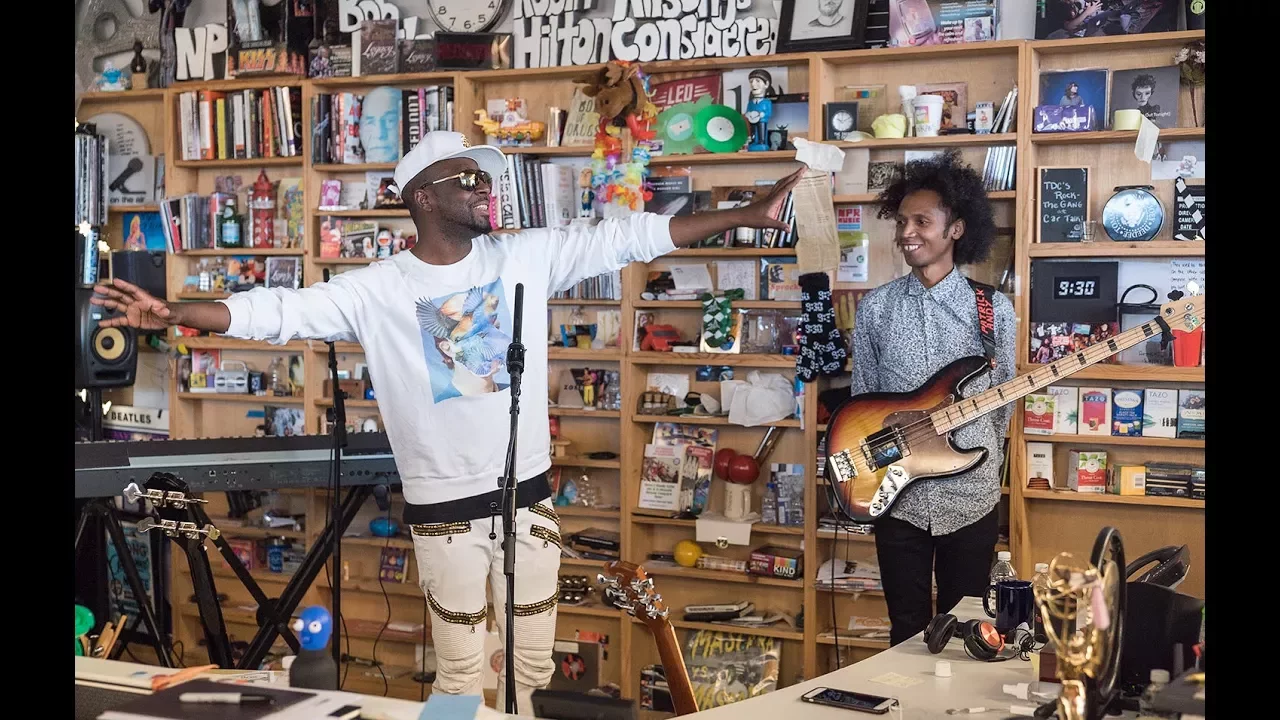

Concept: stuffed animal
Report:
left=572, top=61, right=657, bottom=141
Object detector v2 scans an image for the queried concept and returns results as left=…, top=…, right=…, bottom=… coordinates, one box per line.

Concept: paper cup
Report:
left=913, top=95, right=945, bottom=137
left=1113, top=109, right=1143, bottom=131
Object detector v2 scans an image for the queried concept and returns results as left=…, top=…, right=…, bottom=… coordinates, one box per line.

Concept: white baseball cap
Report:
left=392, top=131, right=507, bottom=197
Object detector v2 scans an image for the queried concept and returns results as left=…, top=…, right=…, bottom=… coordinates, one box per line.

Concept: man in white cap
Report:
left=92, top=131, right=802, bottom=713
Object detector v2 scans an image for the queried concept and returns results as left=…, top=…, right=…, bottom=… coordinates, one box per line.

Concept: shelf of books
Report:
left=78, top=27, right=1205, bottom=702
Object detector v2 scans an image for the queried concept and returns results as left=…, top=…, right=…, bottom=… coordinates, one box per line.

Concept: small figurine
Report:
left=473, top=100, right=546, bottom=147
left=578, top=167, right=595, bottom=219
left=288, top=606, right=337, bottom=690
left=97, top=62, right=130, bottom=92
left=745, top=69, right=776, bottom=151
left=249, top=170, right=277, bottom=249
left=130, top=40, right=149, bottom=89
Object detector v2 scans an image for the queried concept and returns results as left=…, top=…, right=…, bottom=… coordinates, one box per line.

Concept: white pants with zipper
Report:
left=409, top=501, right=562, bottom=715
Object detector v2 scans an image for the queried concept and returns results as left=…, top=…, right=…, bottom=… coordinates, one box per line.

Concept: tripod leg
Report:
left=183, top=537, right=234, bottom=668
left=101, top=506, right=175, bottom=667
left=237, top=485, right=372, bottom=670
left=189, top=504, right=274, bottom=611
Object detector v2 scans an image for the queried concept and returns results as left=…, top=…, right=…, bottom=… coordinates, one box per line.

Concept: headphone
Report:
left=925, top=614, right=1038, bottom=662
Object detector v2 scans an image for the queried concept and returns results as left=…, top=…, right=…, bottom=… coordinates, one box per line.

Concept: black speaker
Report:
left=112, top=250, right=167, bottom=300
left=75, top=287, right=137, bottom=389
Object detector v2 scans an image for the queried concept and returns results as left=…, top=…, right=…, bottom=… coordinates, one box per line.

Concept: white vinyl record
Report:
left=85, top=112, right=150, bottom=157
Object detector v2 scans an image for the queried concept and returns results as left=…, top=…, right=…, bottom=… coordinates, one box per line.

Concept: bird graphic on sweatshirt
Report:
left=416, top=286, right=512, bottom=386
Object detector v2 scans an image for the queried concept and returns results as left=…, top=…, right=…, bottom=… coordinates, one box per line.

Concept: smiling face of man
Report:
left=407, top=157, right=494, bottom=237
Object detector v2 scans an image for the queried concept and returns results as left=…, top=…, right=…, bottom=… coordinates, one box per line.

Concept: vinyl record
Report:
left=694, top=104, right=748, bottom=154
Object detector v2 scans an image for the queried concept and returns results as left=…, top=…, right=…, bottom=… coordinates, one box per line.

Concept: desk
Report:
left=688, top=597, right=1046, bottom=719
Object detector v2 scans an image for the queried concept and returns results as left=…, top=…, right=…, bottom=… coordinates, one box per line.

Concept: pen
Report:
left=179, top=692, right=275, bottom=705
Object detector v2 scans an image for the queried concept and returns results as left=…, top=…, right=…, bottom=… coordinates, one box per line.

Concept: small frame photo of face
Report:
left=1109, top=66, right=1180, bottom=129
left=777, top=0, right=870, bottom=53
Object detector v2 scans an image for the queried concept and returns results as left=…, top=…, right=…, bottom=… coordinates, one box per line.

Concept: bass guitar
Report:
left=598, top=561, right=698, bottom=716
left=825, top=290, right=1205, bottom=523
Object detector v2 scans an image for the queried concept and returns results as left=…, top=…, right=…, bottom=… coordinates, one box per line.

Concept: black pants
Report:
left=875, top=506, right=999, bottom=646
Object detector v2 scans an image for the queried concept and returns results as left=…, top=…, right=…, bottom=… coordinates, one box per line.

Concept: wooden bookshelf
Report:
left=107, top=29, right=1205, bottom=703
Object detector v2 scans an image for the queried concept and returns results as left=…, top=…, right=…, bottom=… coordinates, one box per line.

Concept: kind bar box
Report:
left=1177, top=389, right=1205, bottom=438
left=1048, top=385, right=1078, bottom=434
left=1109, top=464, right=1146, bottom=496
left=1078, top=387, right=1112, bottom=436
left=1143, top=388, right=1178, bottom=439
left=1111, top=389, right=1144, bottom=437
left=1069, top=451, right=1107, bottom=493
left=1026, top=441, right=1054, bottom=489
left=1023, top=394, right=1056, bottom=435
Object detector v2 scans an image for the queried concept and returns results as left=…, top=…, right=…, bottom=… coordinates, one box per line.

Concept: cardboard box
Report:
left=324, top=378, right=365, bottom=400
left=1023, top=394, right=1056, bottom=435
left=1109, top=464, right=1146, bottom=496
left=1048, top=385, right=1078, bottom=435
left=1070, top=451, right=1107, bottom=493
left=1026, top=442, right=1054, bottom=489
left=748, top=545, right=803, bottom=581
left=1143, top=388, right=1178, bottom=439
left=1078, top=387, right=1112, bottom=436
left=1111, top=389, right=1144, bottom=437
left=1177, top=389, right=1205, bottom=438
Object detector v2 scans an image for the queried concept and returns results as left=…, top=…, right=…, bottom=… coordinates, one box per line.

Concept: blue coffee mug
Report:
left=984, top=580, right=1034, bottom=634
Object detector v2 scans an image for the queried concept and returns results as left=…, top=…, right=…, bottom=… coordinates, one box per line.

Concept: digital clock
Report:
left=427, top=0, right=510, bottom=33
left=1054, top=277, right=1100, bottom=299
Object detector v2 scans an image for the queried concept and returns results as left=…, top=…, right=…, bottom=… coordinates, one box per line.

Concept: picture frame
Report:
left=1036, top=166, right=1091, bottom=244
left=777, top=0, right=870, bottom=54
left=1109, top=66, right=1180, bottom=130
left=265, top=256, right=301, bottom=289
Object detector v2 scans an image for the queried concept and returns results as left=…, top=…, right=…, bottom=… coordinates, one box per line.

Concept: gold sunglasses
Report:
left=429, top=169, right=492, bottom=190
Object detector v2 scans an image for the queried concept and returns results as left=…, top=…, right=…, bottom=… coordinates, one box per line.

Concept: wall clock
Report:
left=427, top=0, right=510, bottom=33
left=1102, top=185, right=1164, bottom=242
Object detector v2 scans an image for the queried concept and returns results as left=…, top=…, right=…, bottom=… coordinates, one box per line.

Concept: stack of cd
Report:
left=75, top=122, right=108, bottom=228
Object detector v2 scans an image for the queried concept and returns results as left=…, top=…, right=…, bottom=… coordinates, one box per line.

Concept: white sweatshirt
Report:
left=220, top=213, right=675, bottom=520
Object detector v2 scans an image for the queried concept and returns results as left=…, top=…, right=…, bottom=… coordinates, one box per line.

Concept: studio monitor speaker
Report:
left=75, top=287, right=137, bottom=389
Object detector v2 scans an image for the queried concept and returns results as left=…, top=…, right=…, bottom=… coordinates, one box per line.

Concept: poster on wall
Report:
left=105, top=521, right=157, bottom=635
left=513, top=0, right=778, bottom=68
left=888, top=0, right=997, bottom=47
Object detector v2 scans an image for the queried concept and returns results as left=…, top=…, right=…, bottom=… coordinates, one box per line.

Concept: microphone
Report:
left=109, top=157, right=144, bottom=192
left=508, top=283, right=525, bottom=376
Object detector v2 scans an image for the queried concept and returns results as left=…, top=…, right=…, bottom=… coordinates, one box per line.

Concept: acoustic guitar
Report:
left=826, top=290, right=1205, bottom=523
left=598, top=561, right=698, bottom=716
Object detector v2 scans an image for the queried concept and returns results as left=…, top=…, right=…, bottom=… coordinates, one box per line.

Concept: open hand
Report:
left=91, top=278, right=176, bottom=330
left=739, top=166, right=806, bottom=231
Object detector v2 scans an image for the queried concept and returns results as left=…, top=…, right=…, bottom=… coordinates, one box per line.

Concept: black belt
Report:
left=402, top=472, right=552, bottom=525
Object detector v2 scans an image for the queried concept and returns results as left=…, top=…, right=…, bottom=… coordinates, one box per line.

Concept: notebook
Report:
left=97, top=679, right=314, bottom=720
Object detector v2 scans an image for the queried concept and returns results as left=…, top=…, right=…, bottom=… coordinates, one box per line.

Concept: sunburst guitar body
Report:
left=825, top=291, right=1206, bottom=524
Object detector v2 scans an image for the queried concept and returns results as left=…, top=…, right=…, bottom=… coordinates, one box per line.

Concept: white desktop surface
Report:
left=687, top=596, right=1043, bottom=720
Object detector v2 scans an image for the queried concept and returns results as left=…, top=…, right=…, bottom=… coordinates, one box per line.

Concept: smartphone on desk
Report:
left=800, top=687, right=897, bottom=714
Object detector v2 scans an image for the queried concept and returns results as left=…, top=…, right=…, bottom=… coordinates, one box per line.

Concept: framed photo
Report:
left=1035, top=0, right=1177, bottom=39
left=777, top=0, right=869, bottom=53
left=265, top=256, right=301, bottom=289
left=1109, top=66, right=1180, bottom=129
left=1038, top=69, right=1108, bottom=118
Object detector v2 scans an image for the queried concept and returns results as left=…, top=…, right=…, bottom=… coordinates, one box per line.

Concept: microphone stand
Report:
left=499, top=283, right=525, bottom=714
left=323, top=269, right=347, bottom=685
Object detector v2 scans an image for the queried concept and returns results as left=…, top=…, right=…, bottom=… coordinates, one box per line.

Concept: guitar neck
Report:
left=931, top=315, right=1172, bottom=435
left=652, top=622, right=699, bottom=715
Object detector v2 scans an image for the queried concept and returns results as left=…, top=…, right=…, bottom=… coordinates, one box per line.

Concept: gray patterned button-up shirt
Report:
left=850, top=268, right=1017, bottom=536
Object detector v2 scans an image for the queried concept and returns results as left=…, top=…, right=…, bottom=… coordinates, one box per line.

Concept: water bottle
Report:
left=988, top=551, right=1017, bottom=607
left=268, top=357, right=289, bottom=396
left=1137, top=669, right=1171, bottom=718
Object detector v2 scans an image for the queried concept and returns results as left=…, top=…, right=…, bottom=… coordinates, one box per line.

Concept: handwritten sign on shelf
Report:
left=1037, top=167, right=1090, bottom=243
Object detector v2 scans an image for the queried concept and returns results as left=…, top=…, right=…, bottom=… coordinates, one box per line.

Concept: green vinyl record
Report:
left=694, top=104, right=748, bottom=154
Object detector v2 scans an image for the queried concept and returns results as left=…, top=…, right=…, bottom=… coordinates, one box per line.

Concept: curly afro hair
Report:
left=874, top=149, right=997, bottom=266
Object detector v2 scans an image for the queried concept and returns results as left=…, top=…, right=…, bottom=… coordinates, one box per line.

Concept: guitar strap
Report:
left=967, top=278, right=999, bottom=370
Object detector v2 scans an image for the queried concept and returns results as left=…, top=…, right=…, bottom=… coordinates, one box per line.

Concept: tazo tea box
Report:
left=1078, top=387, right=1112, bottom=436
left=1143, top=388, right=1178, bottom=439
left=1026, top=442, right=1054, bottom=489
left=1111, top=389, right=1144, bottom=437
left=1023, top=394, right=1056, bottom=435
left=1071, top=451, right=1108, bottom=493
left=1178, top=389, right=1205, bottom=438
left=1048, top=385, right=1078, bottom=434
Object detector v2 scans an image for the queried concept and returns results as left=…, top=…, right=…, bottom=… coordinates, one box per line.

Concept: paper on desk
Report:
left=420, top=694, right=482, bottom=720
left=1135, top=116, right=1159, bottom=164
left=869, top=671, right=924, bottom=689
left=792, top=171, right=841, bottom=274
left=794, top=138, right=847, bottom=172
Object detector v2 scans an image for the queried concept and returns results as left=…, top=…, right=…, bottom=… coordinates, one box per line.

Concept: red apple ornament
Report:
left=727, top=454, right=760, bottom=484
left=714, top=448, right=736, bottom=480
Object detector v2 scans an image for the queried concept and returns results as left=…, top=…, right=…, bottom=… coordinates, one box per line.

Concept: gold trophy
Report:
left=1032, top=527, right=1126, bottom=720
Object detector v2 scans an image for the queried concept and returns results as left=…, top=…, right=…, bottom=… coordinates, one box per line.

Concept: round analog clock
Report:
left=831, top=110, right=855, bottom=134
left=1102, top=186, right=1164, bottom=242
left=427, top=0, right=510, bottom=33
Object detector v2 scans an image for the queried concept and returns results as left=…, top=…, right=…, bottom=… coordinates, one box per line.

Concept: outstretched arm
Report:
left=92, top=279, right=231, bottom=332
left=544, top=167, right=805, bottom=293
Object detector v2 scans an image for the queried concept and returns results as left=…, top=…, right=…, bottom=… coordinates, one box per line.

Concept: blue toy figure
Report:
left=288, top=606, right=337, bottom=690
left=745, top=69, right=776, bottom=151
